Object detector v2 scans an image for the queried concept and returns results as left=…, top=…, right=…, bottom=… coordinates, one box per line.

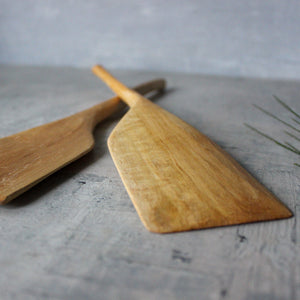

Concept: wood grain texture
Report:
left=0, top=66, right=298, bottom=300
left=92, top=66, right=293, bottom=233
left=0, top=78, right=165, bottom=204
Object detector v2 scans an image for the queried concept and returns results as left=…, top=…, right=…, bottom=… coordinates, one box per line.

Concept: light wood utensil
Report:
left=0, top=78, right=165, bottom=204
left=92, top=65, right=293, bottom=233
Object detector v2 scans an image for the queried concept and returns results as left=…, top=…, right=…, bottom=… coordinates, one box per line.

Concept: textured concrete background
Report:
left=1, top=0, right=300, bottom=79
left=0, top=65, right=299, bottom=300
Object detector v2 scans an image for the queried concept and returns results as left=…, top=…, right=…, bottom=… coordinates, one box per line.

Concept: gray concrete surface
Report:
left=0, top=65, right=299, bottom=299
left=1, top=1, right=300, bottom=79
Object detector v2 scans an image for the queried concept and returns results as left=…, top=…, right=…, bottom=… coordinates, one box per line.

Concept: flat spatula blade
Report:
left=108, top=101, right=292, bottom=233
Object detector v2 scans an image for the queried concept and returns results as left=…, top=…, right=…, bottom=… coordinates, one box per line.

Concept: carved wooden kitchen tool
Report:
left=0, top=78, right=165, bottom=204
left=92, top=65, right=292, bottom=233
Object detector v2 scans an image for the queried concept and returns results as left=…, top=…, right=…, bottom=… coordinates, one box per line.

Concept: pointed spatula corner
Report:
left=92, top=65, right=293, bottom=233
left=0, top=77, right=165, bottom=204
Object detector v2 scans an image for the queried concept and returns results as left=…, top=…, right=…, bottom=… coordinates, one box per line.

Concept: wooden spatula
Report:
left=92, top=65, right=293, bottom=233
left=0, top=78, right=165, bottom=204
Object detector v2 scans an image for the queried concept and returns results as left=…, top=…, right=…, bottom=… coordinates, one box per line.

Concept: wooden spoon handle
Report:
left=92, top=65, right=149, bottom=107
left=81, top=77, right=166, bottom=129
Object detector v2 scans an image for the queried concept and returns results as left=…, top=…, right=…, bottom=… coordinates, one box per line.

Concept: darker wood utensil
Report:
left=0, top=78, right=165, bottom=204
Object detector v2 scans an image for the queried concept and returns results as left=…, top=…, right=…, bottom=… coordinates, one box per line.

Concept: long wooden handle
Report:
left=92, top=65, right=149, bottom=107
left=83, top=75, right=165, bottom=130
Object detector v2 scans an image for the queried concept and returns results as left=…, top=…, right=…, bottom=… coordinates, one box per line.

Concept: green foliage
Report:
left=245, top=96, right=300, bottom=167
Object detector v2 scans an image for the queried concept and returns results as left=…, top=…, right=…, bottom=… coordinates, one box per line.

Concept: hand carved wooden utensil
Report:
left=0, top=78, right=165, bottom=204
left=92, top=65, right=292, bottom=233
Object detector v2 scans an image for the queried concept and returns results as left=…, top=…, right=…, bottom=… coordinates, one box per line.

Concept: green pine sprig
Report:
left=245, top=96, right=300, bottom=167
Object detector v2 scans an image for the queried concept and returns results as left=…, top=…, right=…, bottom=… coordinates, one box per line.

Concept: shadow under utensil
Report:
left=5, top=123, right=109, bottom=208
left=5, top=87, right=171, bottom=207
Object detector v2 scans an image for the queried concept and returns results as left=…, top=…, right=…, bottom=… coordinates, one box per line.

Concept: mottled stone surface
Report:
left=0, top=65, right=299, bottom=300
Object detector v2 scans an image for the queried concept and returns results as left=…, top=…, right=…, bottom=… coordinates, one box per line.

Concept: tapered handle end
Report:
left=92, top=65, right=146, bottom=107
